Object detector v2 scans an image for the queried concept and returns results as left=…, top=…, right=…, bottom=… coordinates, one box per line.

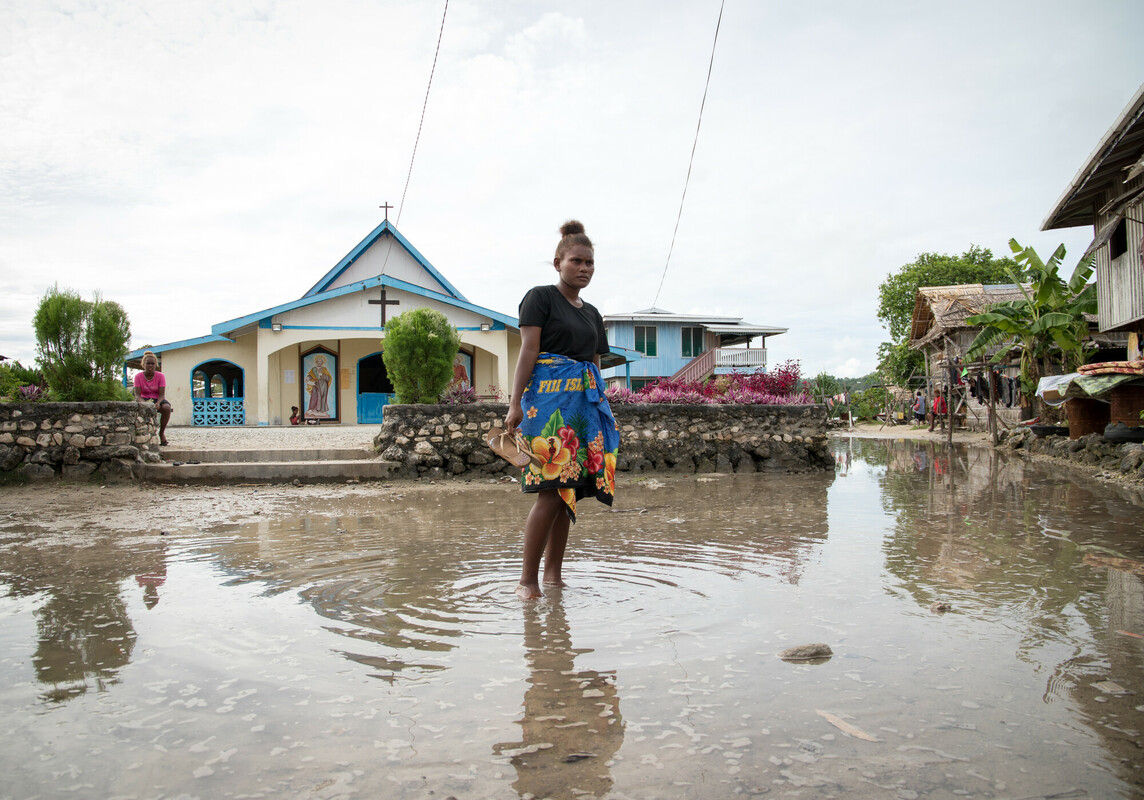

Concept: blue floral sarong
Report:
left=518, top=353, right=620, bottom=522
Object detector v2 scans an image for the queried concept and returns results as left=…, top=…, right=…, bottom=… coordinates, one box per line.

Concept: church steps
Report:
left=139, top=457, right=399, bottom=485
left=159, top=447, right=372, bottom=464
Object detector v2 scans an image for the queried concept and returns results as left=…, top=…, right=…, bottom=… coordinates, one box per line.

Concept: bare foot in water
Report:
left=516, top=583, right=543, bottom=600
left=543, top=577, right=567, bottom=588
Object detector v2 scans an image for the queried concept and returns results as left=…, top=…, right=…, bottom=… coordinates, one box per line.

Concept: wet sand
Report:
left=835, top=419, right=993, bottom=445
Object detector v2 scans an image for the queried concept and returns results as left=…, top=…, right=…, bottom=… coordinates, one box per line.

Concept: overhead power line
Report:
left=397, top=0, right=450, bottom=226
left=651, top=0, right=725, bottom=309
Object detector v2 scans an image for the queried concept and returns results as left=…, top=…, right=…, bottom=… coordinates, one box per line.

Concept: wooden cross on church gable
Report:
left=369, top=202, right=400, bottom=326
left=369, top=289, right=400, bottom=326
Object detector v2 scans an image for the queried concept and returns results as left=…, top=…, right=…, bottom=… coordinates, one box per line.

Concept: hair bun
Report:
left=560, top=220, right=586, bottom=237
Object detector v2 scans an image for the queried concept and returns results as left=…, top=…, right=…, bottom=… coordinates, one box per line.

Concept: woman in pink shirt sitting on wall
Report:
left=134, top=351, right=172, bottom=446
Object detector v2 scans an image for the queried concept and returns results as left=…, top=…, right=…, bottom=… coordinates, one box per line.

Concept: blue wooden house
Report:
left=600, top=308, right=787, bottom=389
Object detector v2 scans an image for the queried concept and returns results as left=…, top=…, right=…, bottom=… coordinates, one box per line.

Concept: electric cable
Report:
left=397, top=0, right=449, bottom=226
left=377, top=0, right=449, bottom=286
left=651, top=0, right=725, bottom=309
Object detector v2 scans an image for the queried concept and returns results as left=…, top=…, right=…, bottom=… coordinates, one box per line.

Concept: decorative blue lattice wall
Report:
left=192, top=397, right=245, bottom=426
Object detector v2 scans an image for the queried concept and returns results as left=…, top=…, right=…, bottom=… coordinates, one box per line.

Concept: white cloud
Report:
left=1, top=0, right=1140, bottom=380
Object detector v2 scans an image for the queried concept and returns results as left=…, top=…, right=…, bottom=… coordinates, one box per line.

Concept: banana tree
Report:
left=965, top=239, right=1096, bottom=414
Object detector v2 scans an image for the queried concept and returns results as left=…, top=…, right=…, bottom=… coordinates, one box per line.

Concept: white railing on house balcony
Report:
left=670, top=347, right=768, bottom=382
left=714, top=347, right=767, bottom=370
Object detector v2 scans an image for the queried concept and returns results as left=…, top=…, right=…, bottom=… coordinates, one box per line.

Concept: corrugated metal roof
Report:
left=605, top=308, right=741, bottom=324
left=704, top=323, right=788, bottom=335
left=1043, top=83, right=1144, bottom=231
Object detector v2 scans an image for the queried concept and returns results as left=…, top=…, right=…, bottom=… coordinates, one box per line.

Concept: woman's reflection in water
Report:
left=494, top=598, right=623, bottom=799
left=135, top=542, right=168, bottom=610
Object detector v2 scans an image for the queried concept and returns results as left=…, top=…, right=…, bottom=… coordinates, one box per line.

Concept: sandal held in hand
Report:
left=487, top=427, right=541, bottom=469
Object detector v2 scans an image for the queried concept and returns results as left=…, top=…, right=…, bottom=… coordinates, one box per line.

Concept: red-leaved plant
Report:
left=605, top=360, right=811, bottom=405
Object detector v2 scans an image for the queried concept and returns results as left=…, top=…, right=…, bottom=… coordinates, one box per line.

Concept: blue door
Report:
left=357, top=392, right=392, bottom=423
left=357, top=353, right=394, bottom=424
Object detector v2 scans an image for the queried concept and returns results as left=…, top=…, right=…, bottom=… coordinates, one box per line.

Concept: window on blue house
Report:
left=634, top=325, right=657, bottom=357
left=681, top=326, right=705, bottom=358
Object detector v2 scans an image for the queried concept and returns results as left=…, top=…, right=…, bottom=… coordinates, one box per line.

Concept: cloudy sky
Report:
left=3, top=0, right=1143, bottom=379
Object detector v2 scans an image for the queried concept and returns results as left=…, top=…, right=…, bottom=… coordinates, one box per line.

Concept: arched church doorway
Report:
left=191, top=360, right=245, bottom=426
left=357, top=352, right=395, bottom=424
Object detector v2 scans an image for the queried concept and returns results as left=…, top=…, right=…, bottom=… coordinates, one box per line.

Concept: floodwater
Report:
left=2, top=438, right=1143, bottom=800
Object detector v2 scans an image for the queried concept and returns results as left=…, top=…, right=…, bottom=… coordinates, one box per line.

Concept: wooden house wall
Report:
left=603, top=320, right=701, bottom=380
left=917, top=328, right=1019, bottom=386
left=1095, top=177, right=1144, bottom=332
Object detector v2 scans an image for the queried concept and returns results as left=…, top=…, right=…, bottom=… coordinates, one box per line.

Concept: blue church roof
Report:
left=210, top=274, right=517, bottom=337
left=128, top=220, right=512, bottom=358
left=303, top=220, right=467, bottom=301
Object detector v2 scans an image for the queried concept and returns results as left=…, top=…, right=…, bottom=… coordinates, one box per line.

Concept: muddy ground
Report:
left=0, top=422, right=995, bottom=534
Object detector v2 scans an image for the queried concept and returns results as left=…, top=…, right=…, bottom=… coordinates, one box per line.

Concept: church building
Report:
left=126, top=220, right=527, bottom=427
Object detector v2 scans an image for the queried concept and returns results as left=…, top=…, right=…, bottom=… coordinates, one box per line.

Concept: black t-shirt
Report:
left=518, top=284, right=609, bottom=363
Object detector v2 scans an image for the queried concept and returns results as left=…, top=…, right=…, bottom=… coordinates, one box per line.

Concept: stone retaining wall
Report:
left=374, top=402, right=832, bottom=480
left=999, top=426, right=1144, bottom=482
left=0, top=402, right=161, bottom=483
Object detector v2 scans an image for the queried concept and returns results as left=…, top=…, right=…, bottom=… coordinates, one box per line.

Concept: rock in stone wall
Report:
left=372, top=404, right=510, bottom=481
left=999, top=427, right=1144, bottom=482
left=374, top=403, right=832, bottom=480
left=0, top=402, right=162, bottom=483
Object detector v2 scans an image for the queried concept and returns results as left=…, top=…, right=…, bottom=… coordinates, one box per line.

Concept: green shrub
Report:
left=69, top=379, right=133, bottom=401
left=851, top=386, right=889, bottom=421
left=381, top=308, right=461, bottom=403
left=32, top=285, right=131, bottom=401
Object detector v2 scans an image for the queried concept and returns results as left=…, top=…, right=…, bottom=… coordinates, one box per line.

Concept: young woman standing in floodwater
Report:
left=504, top=220, right=620, bottom=600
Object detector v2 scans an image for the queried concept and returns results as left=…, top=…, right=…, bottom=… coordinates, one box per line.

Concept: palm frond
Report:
left=966, top=326, right=1011, bottom=362
left=1009, top=238, right=1045, bottom=272
left=1068, top=253, right=1096, bottom=295
left=1045, top=243, right=1067, bottom=275
left=1029, top=311, right=1081, bottom=335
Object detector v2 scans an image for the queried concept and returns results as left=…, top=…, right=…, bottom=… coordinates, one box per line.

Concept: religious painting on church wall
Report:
left=451, top=350, right=473, bottom=388
left=301, top=347, right=338, bottom=422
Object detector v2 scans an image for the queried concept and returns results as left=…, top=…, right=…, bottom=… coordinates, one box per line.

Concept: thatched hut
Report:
left=908, top=284, right=1028, bottom=430
left=909, top=283, right=1128, bottom=429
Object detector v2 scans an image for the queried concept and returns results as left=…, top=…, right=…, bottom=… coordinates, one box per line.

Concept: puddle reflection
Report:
left=2, top=536, right=171, bottom=702
left=494, top=599, right=623, bottom=799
